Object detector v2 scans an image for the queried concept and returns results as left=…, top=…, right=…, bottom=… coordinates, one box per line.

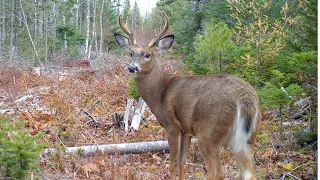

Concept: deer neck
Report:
left=134, top=60, right=170, bottom=111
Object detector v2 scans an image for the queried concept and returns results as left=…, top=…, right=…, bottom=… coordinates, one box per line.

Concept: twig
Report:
left=300, top=141, right=317, bottom=152
left=292, top=104, right=310, bottom=119
left=145, top=114, right=156, bottom=121
left=292, top=161, right=317, bottom=171
left=282, top=172, right=300, bottom=180
left=92, top=99, right=101, bottom=107
left=55, top=133, right=67, bottom=150
left=81, top=109, right=100, bottom=127
left=185, top=162, right=203, bottom=167
left=270, top=141, right=278, bottom=155
left=81, top=109, right=97, bottom=121
left=73, top=167, right=81, bottom=178
left=253, top=149, right=265, bottom=167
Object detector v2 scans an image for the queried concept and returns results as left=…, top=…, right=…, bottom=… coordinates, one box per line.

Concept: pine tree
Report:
left=132, top=1, right=142, bottom=33
left=188, top=21, right=235, bottom=75
left=122, top=0, right=131, bottom=20
left=286, top=0, right=317, bottom=52
left=156, top=0, right=200, bottom=54
left=0, top=116, right=47, bottom=179
left=104, top=0, right=121, bottom=51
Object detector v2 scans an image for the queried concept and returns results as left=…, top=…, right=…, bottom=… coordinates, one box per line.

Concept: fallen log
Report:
left=44, top=140, right=170, bottom=155
left=44, top=139, right=197, bottom=155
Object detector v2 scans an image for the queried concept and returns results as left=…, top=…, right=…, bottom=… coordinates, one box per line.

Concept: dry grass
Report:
left=0, top=59, right=317, bottom=179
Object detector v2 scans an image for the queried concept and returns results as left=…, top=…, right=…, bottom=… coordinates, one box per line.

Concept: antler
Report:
left=148, top=12, right=169, bottom=47
left=118, top=15, right=136, bottom=44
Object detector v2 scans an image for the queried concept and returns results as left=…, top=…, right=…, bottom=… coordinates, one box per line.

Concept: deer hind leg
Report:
left=233, top=147, right=256, bottom=180
left=178, top=135, right=191, bottom=180
left=198, top=140, right=224, bottom=180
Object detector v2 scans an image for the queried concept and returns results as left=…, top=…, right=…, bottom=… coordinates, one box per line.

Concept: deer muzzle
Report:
left=128, top=64, right=139, bottom=74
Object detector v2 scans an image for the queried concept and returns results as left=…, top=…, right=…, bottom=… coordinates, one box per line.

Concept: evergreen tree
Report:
left=122, top=0, right=131, bottom=20
left=227, top=0, right=290, bottom=86
left=188, top=21, right=235, bottom=75
left=132, top=1, right=142, bottom=32
left=0, top=116, right=47, bottom=179
left=104, top=0, right=121, bottom=51
left=286, top=0, right=317, bottom=52
left=156, top=0, right=200, bottom=54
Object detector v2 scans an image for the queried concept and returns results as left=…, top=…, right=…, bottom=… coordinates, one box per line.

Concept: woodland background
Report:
left=0, top=0, right=317, bottom=179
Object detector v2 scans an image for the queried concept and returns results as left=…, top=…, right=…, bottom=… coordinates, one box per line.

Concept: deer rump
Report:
left=152, top=74, right=259, bottom=151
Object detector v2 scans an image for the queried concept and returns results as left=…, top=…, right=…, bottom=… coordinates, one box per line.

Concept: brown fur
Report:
left=115, top=13, right=259, bottom=180
left=133, top=58, right=259, bottom=180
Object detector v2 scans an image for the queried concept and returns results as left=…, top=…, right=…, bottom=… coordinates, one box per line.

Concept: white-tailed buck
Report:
left=114, top=12, right=260, bottom=180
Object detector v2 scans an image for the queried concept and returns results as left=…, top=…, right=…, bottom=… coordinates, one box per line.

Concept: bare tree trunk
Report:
left=88, top=0, right=97, bottom=59
left=63, top=15, right=67, bottom=50
left=79, top=1, right=82, bottom=34
left=85, top=0, right=90, bottom=56
left=34, top=0, right=38, bottom=37
left=131, top=9, right=134, bottom=33
left=0, top=22, right=2, bottom=59
left=0, top=0, right=4, bottom=59
left=19, top=7, right=23, bottom=26
left=1, top=0, right=5, bottom=54
left=33, top=0, right=39, bottom=52
left=75, top=0, right=79, bottom=29
left=52, top=2, right=57, bottom=38
left=99, top=0, right=105, bottom=55
left=10, top=0, right=17, bottom=61
left=39, top=0, right=45, bottom=37
left=92, top=0, right=97, bottom=54
left=44, top=1, right=48, bottom=64
left=19, top=0, right=42, bottom=67
left=51, top=2, right=57, bottom=56
left=117, top=0, right=120, bottom=14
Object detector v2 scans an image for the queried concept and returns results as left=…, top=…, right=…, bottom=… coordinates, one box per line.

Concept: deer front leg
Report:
left=167, top=127, right=181, bottom=180
left=178, top=135, right=191, bottom=180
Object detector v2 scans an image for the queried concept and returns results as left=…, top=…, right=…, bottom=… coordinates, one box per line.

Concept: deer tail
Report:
left=229, top=101, right=259, bottom=153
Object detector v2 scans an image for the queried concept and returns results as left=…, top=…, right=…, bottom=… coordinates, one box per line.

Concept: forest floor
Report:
left=0, top=57, right=317, bottom=180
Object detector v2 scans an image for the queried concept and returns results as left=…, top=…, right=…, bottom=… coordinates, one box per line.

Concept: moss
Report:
left=128, top=78, right=140, bottom=100
left=256, top=133, right=272, bottom=143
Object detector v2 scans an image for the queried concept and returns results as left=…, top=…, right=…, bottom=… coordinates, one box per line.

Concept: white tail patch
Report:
left=244, top=169, right=254, bottom=180
left=229, top=104, right=259, bottom=153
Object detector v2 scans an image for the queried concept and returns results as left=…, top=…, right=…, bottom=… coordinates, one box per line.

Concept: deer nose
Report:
left=128, top=64, right=139, bottom=73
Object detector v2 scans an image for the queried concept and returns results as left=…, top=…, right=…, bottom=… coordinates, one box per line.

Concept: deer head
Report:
left=114, top=12, right=174, bottom=75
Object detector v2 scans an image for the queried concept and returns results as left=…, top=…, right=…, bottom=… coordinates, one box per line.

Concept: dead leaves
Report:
left=0, top=64, right=317, bottom=179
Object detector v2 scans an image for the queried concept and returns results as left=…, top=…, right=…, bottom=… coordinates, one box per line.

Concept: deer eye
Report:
left=144, top=53, right=151, bottom=59
left=129, top=52, right=133, bottom=57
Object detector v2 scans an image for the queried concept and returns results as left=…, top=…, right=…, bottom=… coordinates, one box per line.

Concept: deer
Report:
left=114, top=12, right=260, bottom=180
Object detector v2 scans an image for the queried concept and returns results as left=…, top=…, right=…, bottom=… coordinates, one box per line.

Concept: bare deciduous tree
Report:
left=85, top=0, right=90, bottom=56
left=99, top=0, right=105, bottom=56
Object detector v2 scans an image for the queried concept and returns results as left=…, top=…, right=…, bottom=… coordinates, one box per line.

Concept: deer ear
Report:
left=155, top=35, right=174, bottom=51
left=114, top=33, right=131, bottom=52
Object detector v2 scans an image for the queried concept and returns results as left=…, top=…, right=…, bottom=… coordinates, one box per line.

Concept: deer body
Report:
left=115, top=13, right=259, bottom=180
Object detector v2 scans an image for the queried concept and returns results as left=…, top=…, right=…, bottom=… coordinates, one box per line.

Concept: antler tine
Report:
left=118, top=15, right=136, bottom=44
left=148, top=11, right=169, bottom=47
